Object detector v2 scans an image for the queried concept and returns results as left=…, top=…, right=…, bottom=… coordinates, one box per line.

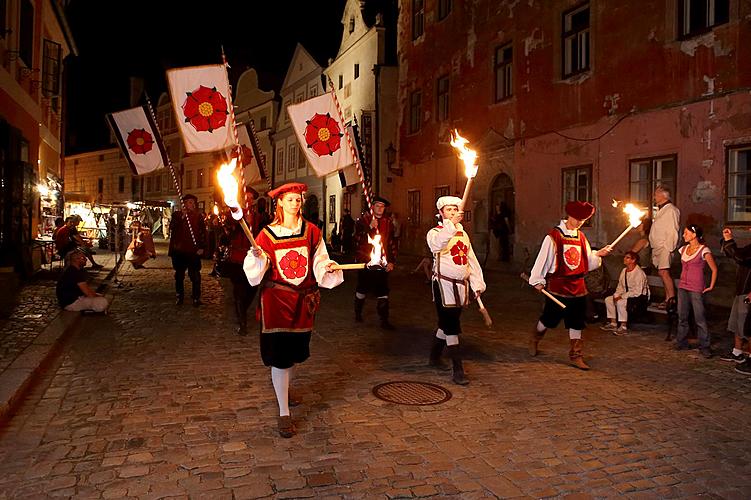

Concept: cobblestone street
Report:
left=0, top=246, right=750, bottom=499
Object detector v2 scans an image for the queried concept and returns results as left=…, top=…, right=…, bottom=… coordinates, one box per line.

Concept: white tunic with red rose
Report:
left=427, top=220, right=486, bottom=307
left=243, top=219, right=343, bottom=333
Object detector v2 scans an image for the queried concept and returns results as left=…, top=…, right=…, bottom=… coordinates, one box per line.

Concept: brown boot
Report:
left=288, top=389, right=301, bottom=407
left=428, top=337, right=451, bottom=371
left=569, top=338, right=590, bottom=370
left=529, top=327, right=546, bottom=356
left=278, top=415, right=295, bottom=438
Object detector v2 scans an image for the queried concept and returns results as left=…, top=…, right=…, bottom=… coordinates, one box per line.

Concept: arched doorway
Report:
left=488, top=173, right=515, bottom=262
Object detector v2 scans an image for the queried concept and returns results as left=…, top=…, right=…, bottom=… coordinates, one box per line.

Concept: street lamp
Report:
left=386, top=142, right=401, bottom=176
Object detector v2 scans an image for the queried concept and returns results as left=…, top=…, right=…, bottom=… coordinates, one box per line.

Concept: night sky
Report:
left=65, top=0, right=347, bottom=154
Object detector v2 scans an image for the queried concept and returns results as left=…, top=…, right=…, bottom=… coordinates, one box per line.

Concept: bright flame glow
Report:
left=449, top=129, right=478, bottom=179
left=36, top=183, right=49, bottom=197
left=623, top=203, right=646, bottom=228
left=213, top=204, right=219, bottom=216
left=368, top=233, right=387, bottom=267
left=216, top=159, right=243, bottom=220
left=612, top=199, right=619, bottom=208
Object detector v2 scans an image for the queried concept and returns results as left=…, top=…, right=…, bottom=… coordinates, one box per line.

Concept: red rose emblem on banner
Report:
left=450, top=241, right=468, bottom=265
left=232, top=145, right=254, bottom=166
left=279, top=250, right=308, bottom=279
left=126, top=129, right=154, bottom=155
left=182, top=85, right=229, bottom=133
left=304, top=113, right=343, bottom=157
left=564, top=246, right=581, bottom=268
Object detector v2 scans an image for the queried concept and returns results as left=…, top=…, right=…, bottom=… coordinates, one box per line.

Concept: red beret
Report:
left=565, top=201, right=595, bottom=221
left=267, top=182, right=307, bottom=199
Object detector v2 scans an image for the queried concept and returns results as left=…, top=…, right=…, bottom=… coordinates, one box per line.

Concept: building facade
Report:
left=0, top=0, right=76, bottom=273
left=393, top=0, right=751, bottom=271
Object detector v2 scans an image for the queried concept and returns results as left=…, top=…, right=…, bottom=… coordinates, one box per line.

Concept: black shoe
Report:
left=699, top=348, right=713, bottom=359
left=380, top=320, right=396, bottom=331
left=192, top=299, right=202, bottom=307
left=720, top=351, right=747, bottom=363
left=735, top=359, right=751, bottom=375
left=235, top=325, right=248, bottom=336
left=175, top=296, right=184, bottom=305
left=673, top=343, right=690, bottom=351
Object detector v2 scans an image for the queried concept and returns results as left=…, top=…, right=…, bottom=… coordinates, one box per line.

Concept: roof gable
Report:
left=280, top=43, right=322, bottom=92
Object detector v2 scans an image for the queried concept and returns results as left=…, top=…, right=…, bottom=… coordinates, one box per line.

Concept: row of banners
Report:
left=106, top=63, right=361, bottom=191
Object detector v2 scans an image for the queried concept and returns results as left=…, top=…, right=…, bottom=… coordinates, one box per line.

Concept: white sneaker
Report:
left=614, top=325, right=628, bottom=336
left=600, top=323, right=617, bottom=331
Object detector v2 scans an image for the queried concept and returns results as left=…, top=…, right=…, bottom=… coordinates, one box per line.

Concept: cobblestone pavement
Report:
left=0, top=251, right=118, bottom=374
left=0, top=244, right=749, bottom=499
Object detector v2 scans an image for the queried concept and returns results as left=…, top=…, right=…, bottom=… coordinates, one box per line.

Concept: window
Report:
left=19, top=0, right=33, bottom=66
left=0, top=0, right=7, bottom=39
left=344, top=106, right=352, bottom=120
left=298, top=146, right=306, bottom=170
left=276, top=148, right=284, bottom=175
left=146, top=177, right=153, bottom=193
left=438, top=0, right=452, bottom=20
left=207, top=168, right=214, bottom=187
left=727, top=146, right=751, bottom=223
left=408, top=190, right=422, bottom=226
left=260, top=116, right=267, bottom=130
left=295, top=91, right=305, bottom=103
left=98, top=178, right=104, bottom=195
left=284, top=99, right=291, bottom=123
left=562, top=3, right=590, bottom=78
left=562, top=166, right=591, bottom=206
left=196, top=168, right=204, bottom=188
left=118, top=176, right=125, bottom=193
left=629, top=156, right=677, bottom=217
left=329, top=195, right=336, bottom=223
left=412, top=0, right=425, bottom=40
left=354, top=64, right=360, bottom=79
left=679, top=0, right=729, bottom=38
left=494, top=44, right=513, bottom=102
left=338, top=75, right=343, bottom=90
left=185, top=170, right=193, bottom=190
left=309, top=84, right=318, bottom=97
left=288, top=145, right=297, bottom=172
left=349, top=16, right=355, bottom=33
left=436, top=75, right=450, bottom=122
left=42, top=40, right=61, bottom=97
left=154, top=175, right=161, bottom=192
left=435, top=185, right=450, bottom=202
left=344, top=83, right=351, bottom=99
left=409, top=90, right=422, bottom=134
left=131, top=177, right=138, bottom=197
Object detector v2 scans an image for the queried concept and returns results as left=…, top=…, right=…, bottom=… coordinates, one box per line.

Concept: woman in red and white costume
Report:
left=243, top=182, right=343, bottom=438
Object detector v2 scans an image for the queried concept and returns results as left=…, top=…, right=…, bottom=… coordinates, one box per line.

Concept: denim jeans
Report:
left=676, top=288, right=710, bottom=349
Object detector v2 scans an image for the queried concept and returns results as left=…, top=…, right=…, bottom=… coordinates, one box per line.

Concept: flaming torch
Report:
left=449, top=129, right=479, bottom=211
left=609, top=203, right=647, bottom=248
left=330, top=234, right=387, bottom=271
left=212, top=203, right=219, bottom=216
left=216, top=159, right=260, bottom=251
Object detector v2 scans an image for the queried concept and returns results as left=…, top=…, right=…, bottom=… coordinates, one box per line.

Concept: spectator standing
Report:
left=339, top=209, right=355, bottom=255
left=56, top=249, right=109, bottom=312
left=168, top=194, right=207, bottom=306
left=649, top=187, right=680, bottom=307
left=674, top=225, right=717, bottom=357
left=391, top=212, right=402, bottom=254
left=600, top=251, right=649, bottom=335
left=490, top=202, right=513, bottom=261
left=720, top=227, right=751, bottom=364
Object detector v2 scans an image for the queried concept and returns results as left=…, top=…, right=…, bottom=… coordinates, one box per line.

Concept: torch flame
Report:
left=612, top=199, right=619, bottom=208
left=213, top=204, right=219, bottom=216
left=368, top=233, right=387, bottom=268
left=216, top=158, right=243, bottom=220
left=623, top=203, right=646, bottom=228
left=449, top=129, right=478, bottom=179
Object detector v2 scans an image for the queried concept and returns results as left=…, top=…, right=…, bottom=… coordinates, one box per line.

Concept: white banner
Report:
left=236, top=125, right=263, bottom=187
left=166, top=64, right=237, bottom=154
left=287, top=92, right=355, bottom=177
left=107, top=106, right=167, bottom=176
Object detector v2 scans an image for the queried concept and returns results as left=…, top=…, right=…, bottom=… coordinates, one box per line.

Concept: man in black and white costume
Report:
left=427, top=196, right=486, bottom=385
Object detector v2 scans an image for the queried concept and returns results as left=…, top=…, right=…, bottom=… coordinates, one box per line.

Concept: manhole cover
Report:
left=372, top=381, right=452, bottom=406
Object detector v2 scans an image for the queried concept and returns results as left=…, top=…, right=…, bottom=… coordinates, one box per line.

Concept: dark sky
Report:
left=65, top=0, right=347, bottom=154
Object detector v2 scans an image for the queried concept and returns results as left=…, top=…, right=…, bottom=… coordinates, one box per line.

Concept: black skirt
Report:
left=260, top=331, right=312, bottom=369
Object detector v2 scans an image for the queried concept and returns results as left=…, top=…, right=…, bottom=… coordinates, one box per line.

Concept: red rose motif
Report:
left=232, top=145, right=254, bottom=167
left=303, top=113, right=343, bottom=157
left=564, top=246, right=581, bottom=268
left=450, top=240, right=468, bottom=265
left=279, top=250, right=308, bottom=279
left=182, top=85, right=229, bottom=133
left=126, top=128, right=154, bottom=155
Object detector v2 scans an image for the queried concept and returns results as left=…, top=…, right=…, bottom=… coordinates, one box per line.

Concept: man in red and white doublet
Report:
left=427, top=196, right=485, bottom=385
left=528, top=201, right=611, bottom=370
left=243, top=182, right=343, bottom=438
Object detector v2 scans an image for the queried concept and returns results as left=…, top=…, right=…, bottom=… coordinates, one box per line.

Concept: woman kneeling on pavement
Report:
left=243, top=183, right=343, bottom=438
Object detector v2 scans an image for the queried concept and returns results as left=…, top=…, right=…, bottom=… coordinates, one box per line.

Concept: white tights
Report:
left=271, top=367, right=292, bottom=417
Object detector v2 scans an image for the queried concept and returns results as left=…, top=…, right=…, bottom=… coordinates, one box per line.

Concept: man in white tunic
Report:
left=427, top=196, right=486, bottom=385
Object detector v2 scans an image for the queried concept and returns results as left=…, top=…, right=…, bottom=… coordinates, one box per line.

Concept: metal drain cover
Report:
left=372, top=381, right=452, bottom=406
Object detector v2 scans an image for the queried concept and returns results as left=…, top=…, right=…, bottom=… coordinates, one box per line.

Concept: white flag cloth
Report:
left=236, top=125, right=263, bottom=187
left=166, top=64, right=236, bottom=154
left=107, top=106, right=167, bottom=176
left=287, top=93, right=355, bottom=177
